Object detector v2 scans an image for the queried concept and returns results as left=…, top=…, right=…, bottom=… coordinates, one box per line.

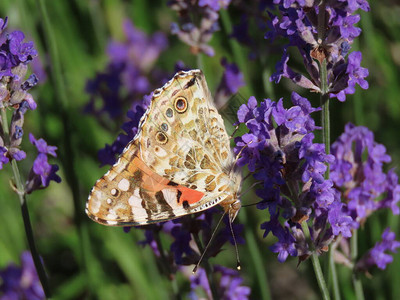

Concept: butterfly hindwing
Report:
left=87, top=141, right=208, bottom=225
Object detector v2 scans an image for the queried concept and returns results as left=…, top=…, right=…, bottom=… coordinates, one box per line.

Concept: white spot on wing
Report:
left=118, top=178, right=130, bottom=191
left=155, top=147, right=167, bottom=157
left=89, top=192, right=102, bottom=214
left=162, top=189, right=178, bottom=207
left=128, top=188, right=148, bottom=220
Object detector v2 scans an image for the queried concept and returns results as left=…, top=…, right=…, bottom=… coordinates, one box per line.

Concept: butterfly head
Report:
left=220, top=169, right=242, bottom=221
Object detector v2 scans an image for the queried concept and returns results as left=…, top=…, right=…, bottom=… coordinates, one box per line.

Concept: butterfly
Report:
left=86, top=69, right=242, bottom=227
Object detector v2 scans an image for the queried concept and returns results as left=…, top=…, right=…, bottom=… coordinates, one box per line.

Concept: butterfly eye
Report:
left=174, top=97, right=188, bottom=113
left=156, top=131, right=168, bottom=144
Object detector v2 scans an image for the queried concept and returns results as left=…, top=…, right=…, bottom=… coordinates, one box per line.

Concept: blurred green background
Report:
left=0, top=0, right=399, bottom=299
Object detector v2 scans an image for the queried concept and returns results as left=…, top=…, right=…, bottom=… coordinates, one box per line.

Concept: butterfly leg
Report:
left=228, top=200, right=241, bottom=270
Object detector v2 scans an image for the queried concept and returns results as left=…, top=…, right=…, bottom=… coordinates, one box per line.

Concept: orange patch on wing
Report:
left=125, top=150, right=204, bottom=204
left=177, top=186, right=204, bottom=205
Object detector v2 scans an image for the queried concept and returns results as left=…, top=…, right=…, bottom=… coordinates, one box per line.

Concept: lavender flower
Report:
left=25, top=134, right=61, bottom=193
left=331, top=123, right=400, bottom=222
left=189, top=267, right=212, bottom=299
left=0, top=17, right=61, bottom=192
left=356, top=228, right=400, bottom=272
left=234, top=93, right=355, bottom=261
left=168, top=0, right=231, bottom=56
left=0, top=17, right=40, bottom=165
left=189, top=265, right=250, bottom=299
left=138, top=208, right=244, bottom=270
left=266, top=0, right=370, bottom=101
left=0, top=251, right=45, bottom=300
left=85, top=19, right=167, bottom=121
left=97, top=93, right=151, bottom=166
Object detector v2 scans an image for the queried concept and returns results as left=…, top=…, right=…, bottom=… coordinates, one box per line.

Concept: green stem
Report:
left=197, top=53, right=204, bottom=71
left=329, top=241, right=341, bottom=300
left=238, top=206, right=271, bottom=300
left=38, top=0, right=96, bottom=293
left=351, top=231, right=365, bottom=300
left=320, top=59, right=330, bottom=154
left=193, top=233, right=219, bottom=300
left=152, top=230, right=181, bottom=299
left=1, top=108, right=51, bottom=298
left=301, top=222, right=330, bottom=300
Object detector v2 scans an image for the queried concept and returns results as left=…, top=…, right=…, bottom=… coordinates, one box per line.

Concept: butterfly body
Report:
left=86, top=69, right=241, bottom=226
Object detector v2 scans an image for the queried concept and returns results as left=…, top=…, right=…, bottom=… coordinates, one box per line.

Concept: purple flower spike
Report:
left=0, top=251, right=45, bottom=300
left=85, top=20, right=166, bottom=120
left=331, top=124, right=400, bottom=222
left=356, top=228, right=400, bottom=271
left=25, top=135, right=61, bottom=193
left=266, top=1, right=369, bottom=101
left=190, top=268, right=212, bottom=299
left=235, top=93, right=343, bottom=260
left=215, top=265, right=251, bottom=299
left=168, top=0, right=230, bottom=56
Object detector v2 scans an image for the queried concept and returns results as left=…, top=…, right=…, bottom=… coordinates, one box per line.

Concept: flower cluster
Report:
left=235, top=93, right=400, bottom=267
left=168, top=0, right=231, bottom=56
left=0, top=17, right=60, bottom=192
left=97, top=93, right=151, bottom=166
left=189, top=265, right=250, bottom=299
left=331, top=123, right=400, bottom=220
left=25, top=134, right=61, bottom=193
left=328, top=124, right=400, bottom=270
left=0, top=251, right=45, bottom=300
left=355, top=228, right=400, bottom=272
left=0, top=17, right=38, bottom=164
left=135, top=208, right=248, bottom=297
left=266, top=0, right=370, bottom=101
left=85, top=19, right=168, bottom=122
left=235, top=93, right=357, bottom=261
left=138, top=207, right=244, bottom=268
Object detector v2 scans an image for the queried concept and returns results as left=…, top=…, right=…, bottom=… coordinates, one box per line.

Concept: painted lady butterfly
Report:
left=86, top=69, right=242, bottom=227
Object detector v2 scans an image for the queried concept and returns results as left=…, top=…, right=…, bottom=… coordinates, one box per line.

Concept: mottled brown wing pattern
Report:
left=86, top=142, right=206, bottom=225
left=86, top=70, right=241, bottom=226
left=136, top=70, right=234, bottom=195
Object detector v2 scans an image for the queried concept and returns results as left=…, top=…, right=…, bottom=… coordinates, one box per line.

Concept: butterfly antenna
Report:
left=238, top=181, right=263, bottom=198
left=229, top=212, right=241, bottom=270
left=193, top=210, right=227, bottom=274
left=229, top=125, right=239, bottom=139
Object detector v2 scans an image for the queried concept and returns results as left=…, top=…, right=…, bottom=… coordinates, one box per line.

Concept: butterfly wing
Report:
left=136, top=70, right=235, bottom=194
left=87, top=141, right=210, bottom=225
left=86, top=70, right=239, bottom=226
